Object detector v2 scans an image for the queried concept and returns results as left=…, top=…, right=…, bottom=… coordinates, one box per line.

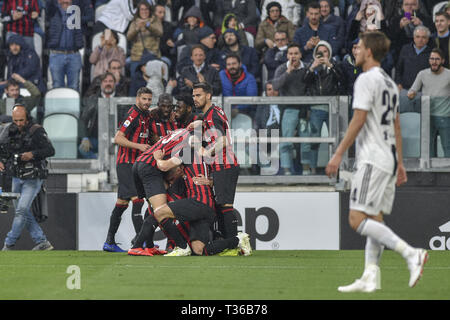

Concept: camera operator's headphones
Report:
left=12, top=103, right=31, bottom=121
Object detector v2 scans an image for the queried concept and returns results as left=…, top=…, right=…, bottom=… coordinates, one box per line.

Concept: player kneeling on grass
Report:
left=152, top=150, right=252, bottom=257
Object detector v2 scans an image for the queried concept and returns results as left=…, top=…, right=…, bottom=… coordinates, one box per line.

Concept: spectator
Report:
left=177, top=26, right=224, bottom=74
left=396, top=25, right=432, bottom=113
left=79, top=72, right=120, bottom=159
left=341, top=37, right=362, bottom=95
left=255, top=80, right=281, bottom=133
left=338, top=0, right=356, bottom=19
left=432, top=12, right=449, bottom=69
left=3, top=35, right=45, bottom=94
left=318, top=0, right=346, bottom=57
left=219, top=28, right=260, bottom=78
left=302, top=40, right=345, bottom=175
left=129, top=59, right=175, bottom=97
left=255, top=1, right=296, bottom=54
left=293, top=1, right=338, bottom=63
left=154, top=4, right=177, bottom=78
left=263, top=30, right=290, bottom=80
left=177, top=45, right=222, bottom=95
left=46, top=0, right=84, bottom=91
left=211, top=0, right=259, bottom=36
left=346, top=0, right=388, bottom=51
left=85, top=59, right=130, bottom=97
left=259, top=0, right=302, bottom=27
left=0, top=76, right=41, bottom=116
left=93, top=0, right=136, bottom=34
left=127, top=1, right=163, bottom=79
left=389, top=0, right=434, bottom=61
left=1, top=0, right=40, bottom=49
left=144, top=60, right=176, bottom=104
left=172, top=6, right=205, bottom=47
left=217, top=13, right=249, bottom=49
left=89, top=29, right=126, bottom=79
left=272, top=43, right=307, bottom=175
left=219, top=52, right=258, bottom=117
left=408, top=48, right=450, bottom=157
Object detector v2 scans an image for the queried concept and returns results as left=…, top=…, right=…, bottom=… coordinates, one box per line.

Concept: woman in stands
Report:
left=127, top=0, right=163, bottom=78
left=89, top=29, right=126, bottom=79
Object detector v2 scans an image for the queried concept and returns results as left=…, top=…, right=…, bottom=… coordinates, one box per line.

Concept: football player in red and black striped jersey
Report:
left=148, top=93, right=179, bottom=145
left=192, top=82, right=240, bottom=240
left=103, top=87, right=152, bottom=252
left=174, top=92, right=199, bottom=128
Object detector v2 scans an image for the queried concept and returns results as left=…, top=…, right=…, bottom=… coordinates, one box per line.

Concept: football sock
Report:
left=132, top=214, right=158, bottom=249
left=203, top=237, right=239, bottom=256
left=365, top=236, right=384, bottom=268
left=106, top=203, right=128, bottom=244
left=160, top=218, right=187, bottom=249
left=131, top=198, right=145, bottom=234
left=357, top=218, right=415, bottom=259
left=219, top=206, right=238, bottom=238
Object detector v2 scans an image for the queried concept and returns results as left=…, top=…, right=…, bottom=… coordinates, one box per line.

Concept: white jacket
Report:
left=97, top=0, right=136, bottom=33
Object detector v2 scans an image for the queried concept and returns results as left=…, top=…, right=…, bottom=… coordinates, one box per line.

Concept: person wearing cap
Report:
left=177, top=26, right=224, bottom=74
left=177, top=44, right=222, bottom=95
left=255, top=1, right=296, bottom=54
left=219, top=28, right=260, bottom=78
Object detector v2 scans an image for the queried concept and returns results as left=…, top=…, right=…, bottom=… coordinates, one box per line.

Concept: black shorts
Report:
left=117, top=163, right=138, bottom=200
left=168, top=199, right=215, bottom=244
left=132, top=162, right=166, bottom=199
left=212, top=166, right=239, bottom=205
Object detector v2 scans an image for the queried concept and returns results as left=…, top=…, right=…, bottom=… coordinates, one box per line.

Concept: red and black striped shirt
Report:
left=148, top=113, right=179, bottom=145
left=203, top=104, right=239, bottom=172
left=183, top=151, right=215, bottom=209
left=176, top=113, right=198, bottom=129
left=136, top=128, right=193, bottom=167
left=116, top=105, right=150, bottom=164
left=2, top=0, right=39, bottom=37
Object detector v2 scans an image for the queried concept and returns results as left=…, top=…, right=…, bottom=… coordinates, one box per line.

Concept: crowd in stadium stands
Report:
left=0, top=0, right=449, bottom=169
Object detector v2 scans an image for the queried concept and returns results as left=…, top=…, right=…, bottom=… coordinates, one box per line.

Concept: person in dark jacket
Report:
left=155, top=4, right=177, bottom=78
left=302, top=40, right=344, bottom=174
left=173, top=6, right=205, bottom=47
left=341, top=38, right=362, bottom=95
left=210, top=0, right=259, bottom=36
left=219, top=28, right=260, bottom=78
left=319, top=0, right=346, bottom=57
left=4, top=35, right=46, bottom=94
left=46, top=0, right=85, bottom=91
left=263, top=30, right=289, bottom=81
left=177, top=45, right=222, bottom=95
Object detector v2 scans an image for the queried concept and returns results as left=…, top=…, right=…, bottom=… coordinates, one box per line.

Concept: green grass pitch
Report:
left=0, top=250, right=449, bottom=300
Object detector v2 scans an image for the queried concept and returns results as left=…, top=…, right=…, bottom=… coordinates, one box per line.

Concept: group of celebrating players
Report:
left=102, top=82, right=252, bottom=257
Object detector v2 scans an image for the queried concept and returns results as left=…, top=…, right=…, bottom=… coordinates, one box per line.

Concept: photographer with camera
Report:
left=1, top=104, right=55, bottom=251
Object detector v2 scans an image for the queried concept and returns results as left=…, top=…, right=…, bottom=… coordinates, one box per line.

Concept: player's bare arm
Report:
left=326, top=109, right=368, bottom=178
left=394, top=112, right=408, bottom=186
left=114, top=130, right=150, bottom=152
left=154, top=149, right=182, bottom=172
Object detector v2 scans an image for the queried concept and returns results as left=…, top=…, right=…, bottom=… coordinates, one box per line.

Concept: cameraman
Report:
left=1, top=104, right=55, bottom=251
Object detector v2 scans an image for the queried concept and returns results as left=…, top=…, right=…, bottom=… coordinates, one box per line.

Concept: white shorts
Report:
left=349, top=163, right=396, bottom=216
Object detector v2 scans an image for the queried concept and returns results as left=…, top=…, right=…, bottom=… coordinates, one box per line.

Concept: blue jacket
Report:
left=294, top=23, right=338, bottom=63
left=219, top=64, right=257, bottom=112
left=46, top=0, right=85, bottom=50
left=7, top=35, right=46, bottom=93
left=219, top=45, right=260, bottom=78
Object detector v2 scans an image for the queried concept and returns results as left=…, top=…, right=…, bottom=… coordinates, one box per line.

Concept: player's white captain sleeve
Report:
left=352, top=73, right=373, bottom=112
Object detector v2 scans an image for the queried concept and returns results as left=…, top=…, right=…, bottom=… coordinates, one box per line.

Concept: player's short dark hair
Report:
left=306, top=1, right=320, bottom=11
left=225, top=52, right=241, bottom=64
left=431, top=47, right=445, bottom=60
left=359, top=31, right=390, bottom=63
left=137, top=87, right=153, bottom=97
left=192, top=82, right=213, bottom=95
left=6, top=79, right=20, bottom=89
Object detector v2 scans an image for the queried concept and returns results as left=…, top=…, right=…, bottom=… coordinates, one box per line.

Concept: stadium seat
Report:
left=33, top=33, right=43, bottom=67
left=43, top=113, right=79, bottom=159
left=232, top=112, right=253, bottom=169
left=433, top=1, right=447, bottom=21
left=245, top=31, right=254, bottom=48
left=317, top=122, right=330, bottom=167
left=262, top=64, right=268, bottom=85
left=44, top=88, right=81, bottom=118
left=400, top=112, right=421, bottom=158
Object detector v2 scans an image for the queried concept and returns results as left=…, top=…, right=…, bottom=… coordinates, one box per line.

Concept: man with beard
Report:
left=219, top=28, right=260, bottom=78
left=408, top=48, right=450, bottom=157
left=174, top=92, right=199, bottom=128
left=432, top=12, right=449, bottom=69
left=79, top=72, right=119, bottom=159
left=103, top=87, right=152, bottom=252
left=148, top=93, right=178, bottom=145
left=219, top=52, right=258, bottom=118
